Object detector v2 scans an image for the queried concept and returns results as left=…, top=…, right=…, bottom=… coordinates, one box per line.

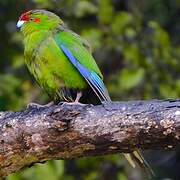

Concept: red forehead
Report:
left=19, top=11, right=30, bottom=21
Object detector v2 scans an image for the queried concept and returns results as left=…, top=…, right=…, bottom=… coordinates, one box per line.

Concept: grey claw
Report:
left=27, top=101, right=54, bottom=109
left=27, top=103, right=43, bottom=109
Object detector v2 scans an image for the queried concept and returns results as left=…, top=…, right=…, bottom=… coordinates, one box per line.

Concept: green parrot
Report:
left=17, top=9, right=154, bottom=176
left=17, top=9, right=110, bottom=104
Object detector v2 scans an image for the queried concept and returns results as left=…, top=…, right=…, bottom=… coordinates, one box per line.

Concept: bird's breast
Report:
left=24, top=32, right=87, bottom=92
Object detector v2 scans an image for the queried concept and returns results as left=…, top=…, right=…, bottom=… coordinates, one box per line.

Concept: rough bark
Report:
left=0, top=99, right=180, bottom=177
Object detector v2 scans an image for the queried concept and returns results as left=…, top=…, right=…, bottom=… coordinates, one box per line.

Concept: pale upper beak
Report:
left=16, top=20, right=25, bottom=28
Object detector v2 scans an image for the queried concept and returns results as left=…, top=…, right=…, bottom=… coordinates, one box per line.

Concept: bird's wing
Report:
left=53, top=30, right=110, bottom=102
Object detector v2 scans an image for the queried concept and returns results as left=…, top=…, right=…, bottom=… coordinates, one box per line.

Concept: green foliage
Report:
left=7, top=160, right=64, bottom=180
left=0, top=74, right=27, bottom=110
left=117, top=68, right=145, bottom=91
left=0, top=0, right=179, bottom=179
left=98, top=0, right=113, bottom=24
left=75, top=1, right=98, bottom=17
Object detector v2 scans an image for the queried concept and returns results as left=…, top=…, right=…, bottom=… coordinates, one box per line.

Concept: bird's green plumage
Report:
left=20, top=10, right=105, bottom=102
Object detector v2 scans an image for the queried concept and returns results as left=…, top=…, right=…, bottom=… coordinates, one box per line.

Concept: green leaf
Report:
left=98, top=0, right=113, bottom=24
left=118, top=68, right=145, bottom=90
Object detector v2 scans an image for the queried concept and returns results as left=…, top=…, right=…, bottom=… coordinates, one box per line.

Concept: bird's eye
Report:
left=30, top=18, right=40, bottom=23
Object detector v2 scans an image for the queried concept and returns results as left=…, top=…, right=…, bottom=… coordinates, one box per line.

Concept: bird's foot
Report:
left=27, top=101, right=54, bottom=109
left=58, top=101, right=87, bottom=106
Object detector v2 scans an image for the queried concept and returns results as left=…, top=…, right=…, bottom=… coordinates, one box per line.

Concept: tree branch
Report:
left=0, top=99, right=180, bottom=176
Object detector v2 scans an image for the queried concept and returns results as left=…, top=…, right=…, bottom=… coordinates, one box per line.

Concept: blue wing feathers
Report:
left=60, top=45, right=78, bottom=67
left=90, top=72, right=109, bottom=100
left=54, top=36, right=111, bottom=102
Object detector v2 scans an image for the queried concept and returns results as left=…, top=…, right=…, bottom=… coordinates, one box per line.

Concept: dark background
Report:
left=0, top=0, right=180, bottom=179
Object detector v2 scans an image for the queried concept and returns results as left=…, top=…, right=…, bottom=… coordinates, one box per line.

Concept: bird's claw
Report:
left=27, top=103, right=42, bottom=109
left=27, top=101, right=54, bottom=109
left=58, top=101, right=87, bottom=106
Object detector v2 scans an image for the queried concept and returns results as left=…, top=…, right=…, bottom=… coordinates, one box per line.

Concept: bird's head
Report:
left=17, top=10, right=64, bottom=35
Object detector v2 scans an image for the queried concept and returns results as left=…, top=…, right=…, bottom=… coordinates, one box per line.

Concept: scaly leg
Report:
left=75, top=91, right=82, bottom=103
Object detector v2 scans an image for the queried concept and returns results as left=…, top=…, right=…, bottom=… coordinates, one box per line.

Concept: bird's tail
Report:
left=123, top=151, right=155, bottom=179
left=97, top=83, right=154, bottom=178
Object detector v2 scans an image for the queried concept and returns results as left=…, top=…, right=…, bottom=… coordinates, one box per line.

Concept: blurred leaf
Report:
left=75, top=1, right=97, bottom=17
left=0, top=74, right=22, bottom=110
left=118, top=68, right=145, bottom=91
left=159, top=84, right=179, bottom=98
left=111, top=12, right=133, bottom=34
left=32, top=0, right=53, bottom=8
left=98, top=0, right=113, bottom=24
left=81, top=28, right=102, bottom=50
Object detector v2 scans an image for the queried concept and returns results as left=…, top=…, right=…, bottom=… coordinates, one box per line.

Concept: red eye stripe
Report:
left=32, top=18, right=40, bottom=23
left=19, top=11, right=40, bottom=23
left=19, top=11, right=30, bottom=21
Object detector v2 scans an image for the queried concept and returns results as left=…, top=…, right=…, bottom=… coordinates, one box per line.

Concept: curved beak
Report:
left=16, top=20, right=25, bottom=28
